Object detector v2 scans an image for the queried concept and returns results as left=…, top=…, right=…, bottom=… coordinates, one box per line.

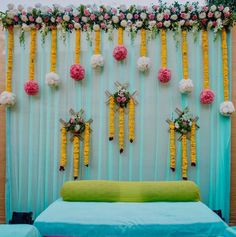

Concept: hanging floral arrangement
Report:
left=158, top=29, right=171, bottom=84
left=0, top=28, right=16, bottom=107
left=90, top=29, right=104, bottom=69
left=137, top=29, right=151, bottom=72
left=167, top=107, right=199, bottom=180
left=106, top=82, right=138, bottom=153
left=113, top=27, right=128, bottom=61
left=200, top=30, right=215, bottom=104
left=45, top=29, right=60, bottom=87
left=59, top=109, right=93, bottom=180
left=219, top=29, right=235, bottom=116
left=70, top=29, right=85, bottom=81
left=24, top=29, right=39, bottom=96
left=179, top=31, right=193, bottom=94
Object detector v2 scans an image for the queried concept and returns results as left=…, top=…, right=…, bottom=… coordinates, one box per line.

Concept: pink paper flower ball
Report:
left=113, top=45, right=128, bottom=61
left=200, top=89, right=215, bottom=104
left=24, top=80, right=39, bottom=96
left=70, top=64, right=85, bottom=81
left=158, top=68, right=171, bottom=83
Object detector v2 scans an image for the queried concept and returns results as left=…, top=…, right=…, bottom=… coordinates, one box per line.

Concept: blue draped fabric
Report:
left=5, top=30, right=232, bottom=222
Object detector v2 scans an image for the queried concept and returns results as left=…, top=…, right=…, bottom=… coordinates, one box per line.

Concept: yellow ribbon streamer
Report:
left=94, top=30, right=101, bottom=55
left=119, top=107, right=125, bottom=153
left=6, top=29, right=14, bottom=92
left=75, top=29, right=81, bottom=64
left=83, top=123, right=90, bottom=166
left=129, top=98, right=135, bottom=143
left=169, top=122, right=176, bottom=171
left=29, top=29, right=37, bottom=81
left=222, top=29, right=229, bottom=101
left=182, top=134, right=188, bottom=180
left=73, top=136, right=80, bottom=179
left=161, top=29, right=167, bottom=68
left=60, top=127, right=67, bottom=170
left=50, top=29, right=57, bottom=72
left=182, top=31, right=188, bottom=80
left=118, top=27, right=123, bottom=45
left=109, top=96, right=115, bottom=140
left=140, top=29, right=147, bottom=57
left=202, top=30, right=209, bottom=89
left=190, top=121, right=196, bottom=166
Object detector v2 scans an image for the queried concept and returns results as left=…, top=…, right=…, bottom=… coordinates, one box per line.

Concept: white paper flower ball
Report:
left=137, top=56, right=151, bottom=72
left=45, top=72, right=60, bottom=87
left=0, top=91, right=16, bottom=107
left=219, top=101, right=235, bottom=116
left=179, top=79, right=194, bottom=94
left=90, top=54, right=104, bottom=69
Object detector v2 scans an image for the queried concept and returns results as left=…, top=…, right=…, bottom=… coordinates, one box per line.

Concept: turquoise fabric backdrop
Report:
left=5, top=29, right=232, bottom=222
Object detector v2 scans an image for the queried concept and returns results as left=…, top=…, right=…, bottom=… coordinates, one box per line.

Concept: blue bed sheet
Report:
left=34, top=199, right=227, bottom=237
left=0, top=224, right=41, bottom=237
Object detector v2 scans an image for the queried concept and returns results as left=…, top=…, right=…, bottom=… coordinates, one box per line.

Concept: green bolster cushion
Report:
left=61, top=180, right=200, bottom=202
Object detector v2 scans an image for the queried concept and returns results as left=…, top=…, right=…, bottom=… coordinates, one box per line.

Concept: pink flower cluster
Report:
left=24, top=80, right=39, bottom=96
left=200, top=89, right=215, bottom=104
left=117, top=96, right=126, bottom=103
left=113, top=45, right=128, bottom=61
left=158, top=68, right=171, bottom=83
left=70, top=64, right=85, bottom=81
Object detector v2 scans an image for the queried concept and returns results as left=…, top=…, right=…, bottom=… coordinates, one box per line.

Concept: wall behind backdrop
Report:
left=2, top=29, right=233, bottom=222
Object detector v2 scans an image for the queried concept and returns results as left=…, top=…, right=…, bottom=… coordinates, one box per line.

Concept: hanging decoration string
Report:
left=113, top=27, right=127, bottom=61
left=59, top=127, right=67, bottom=171
left=91, top=30, right=104, bottom=69
left=73, top=136, right=80, bottom=180
left=83, top=123, right=90, bottom=167
left=75, top=29, right=81, bottom=64
left=169, top=122, right=176, bottom=171
left=109, top=96, right=115, bottom=141
left=119, top=107, right=125, bottom=153
left=140, top=29, right=147, bottom=57
left=94, top=30, right=101, bottom=55
left=190, top=121, right=196, bottom=166
left=118, top=27, right=123, bottom=45
left=129, top=98, right=135, bottom=143
left=182, top=134, right=188, bottom=180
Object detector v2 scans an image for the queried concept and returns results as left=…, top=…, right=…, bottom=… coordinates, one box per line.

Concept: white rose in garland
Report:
left=45, top=72, right=60, bottom=87
left=91, top=30, right=104, bottom=69
left=179, top=79, right=194, bottom=93
left=137, top=56, right=151, bottom=72
left=219, top=101, right=235, bottom=116
left=0, top=91, right=16, bottom=107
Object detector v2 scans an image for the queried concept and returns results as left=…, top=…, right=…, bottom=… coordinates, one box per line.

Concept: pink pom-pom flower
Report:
left=200, top=89, right=215, bottom=104
left=158, top=68, right=171, bottom=83
left=113, top=45, right=128, bottom=61
left=70, top=64, right=85, bottom=81
left=24, top=80, right=39, bottom=96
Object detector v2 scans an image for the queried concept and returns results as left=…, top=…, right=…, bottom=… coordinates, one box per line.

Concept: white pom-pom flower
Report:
left=90, top=54, right=104, bottom=69
left=45, top=72, right=60, bottom=87
left=179, top=79, right=194, bottom=94
left=219, top=101, right=235, bottom=116
left=0, top=91, right=16, bottom=107
left=137, top=56, right=151, bottom=72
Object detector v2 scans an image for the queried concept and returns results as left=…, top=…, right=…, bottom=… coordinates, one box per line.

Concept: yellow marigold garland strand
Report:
left=129, top=98, right=135, bottom=143
left=83, top=123, right=90, bottom=167
left=182, top=134, right=188, bottom=180
left=119, top=107, right=125, bottom=153
left=161, top=29, right=167, bottom=68
left=169, top=122, right=176, bottom=171
left=222, top=29, right=229, bottom=101
left=202, top=30, right=209, bottom=89
left=6, top=29, right=14, bottom=92
left=109, top=96, right=115, bottom=140
left=182, top=31, right=188, bottom=80
left=59, top=127, right=67, bottom=171
left=29, top=29, right=37, bottom=81
left=118, top=27, right=123, bottom=45
left=94, top=30, right=101, bottom=55
left=140, top=29, right=147, bottom=57
left=190, top=121, right=196, bottom=166
left=50, top=29, right=57, bottom=72
left=73, top=136, right=80, bottom=179
left=75, top=29, right=81, bottom=64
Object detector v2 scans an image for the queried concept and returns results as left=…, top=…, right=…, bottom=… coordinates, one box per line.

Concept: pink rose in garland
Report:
left=24, top=80, right=39, bottom=96
left=113, top=45, right=128, bottom=61
left=70, top=64, right=85, bottom=81
left=158, top=68, right=171, bottom=83
left=200, top=89, right=215, bottom=104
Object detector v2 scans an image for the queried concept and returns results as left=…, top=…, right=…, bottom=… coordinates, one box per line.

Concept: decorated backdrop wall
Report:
left=5, top=29, right=232, bottom=222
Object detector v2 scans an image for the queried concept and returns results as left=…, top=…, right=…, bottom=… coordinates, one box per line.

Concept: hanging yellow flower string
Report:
left=169, top=122, right=176, bottom=171
left=94, top=30, right=100, bottom=54
left=59, top=127, right=67, bottom=171
left=109, top=96, right=115, bottom=141
left=73, top=136, right=80, bottom=180
left=140, top=29, right=146, bottom=57
left=83, top=123, right=90, bottom=167
left=113, top=27, right=128, bottom=61
left=129, top=98, right=135, bottom=143
left=91, top=29, right=104, bottom=68
left=0, top=28, right=16, bottom=107
left=190, top=121, right=196, bottom=166
left=219, top=29, right=235, bottom=116
left=118, top=27, right=123, bottom=45
left=75, top=29, right=81, bottom=64
left=182, top=134, right=188, bottom=180
left=119, top=107, right=125, bottom=153
left=179, top=31, right=193, bottom=93
left=24, top=29, right=39, bottom=96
